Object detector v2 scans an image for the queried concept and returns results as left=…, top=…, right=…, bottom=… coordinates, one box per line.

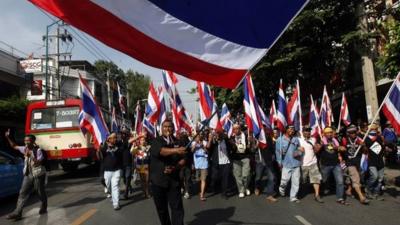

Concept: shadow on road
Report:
left=186, top=206, right=293, bottom=225
left=62, top=196, right=105, bottom=208
left=187, top=206, right=240, bottom=225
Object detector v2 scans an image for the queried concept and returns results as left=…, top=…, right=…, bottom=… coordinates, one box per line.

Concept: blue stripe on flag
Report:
left=148, top=0, right=307, bottom=48
left=389, top=85, right=400, bottom=111
left=82, top=93, right=108, bottom=139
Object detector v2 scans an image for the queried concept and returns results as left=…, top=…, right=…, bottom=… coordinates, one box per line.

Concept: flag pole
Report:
left=350, top=72, right=400, bottom=158
left=297, top=80, right=303, bottom=135
left=337, top=93, right=344, bottom=133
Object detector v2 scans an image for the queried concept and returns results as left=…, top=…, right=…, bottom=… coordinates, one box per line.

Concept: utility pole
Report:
left=359, top=1, right=379, bottom=123
left=44, top=20, right=72, bottom=100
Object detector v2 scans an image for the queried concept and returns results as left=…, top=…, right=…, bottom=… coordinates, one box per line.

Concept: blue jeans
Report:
left=255, top=162, right=275, bottom=196
left=321, top=165, right=344, bottom=200
left=367, top=167, right=384, bottom=195
left=279, top=167, right=300, bottom=200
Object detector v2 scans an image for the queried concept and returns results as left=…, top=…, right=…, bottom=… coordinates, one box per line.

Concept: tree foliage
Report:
left=0, top=96, right=29, bottom=120
left=93, top=60, right=150, bottom=116
left=377, top=7, right=400, bottom=77
left=215, top=0, right=364, bottom=113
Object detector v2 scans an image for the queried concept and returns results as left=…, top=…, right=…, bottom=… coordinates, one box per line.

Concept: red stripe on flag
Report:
left=30, top=0, right=246, bottom=89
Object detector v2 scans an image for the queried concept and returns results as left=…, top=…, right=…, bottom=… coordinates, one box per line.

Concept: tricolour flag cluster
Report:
left=243, top=74, right=267, bottom=148
left=382, top=73, right=400, bottom=134
left=78, top=74, right=109, bottom=148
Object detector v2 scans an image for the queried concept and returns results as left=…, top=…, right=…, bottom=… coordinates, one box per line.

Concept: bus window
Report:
left=31, top=106, right=80, bottom=130
left=31, top=109, right=54, bottom=130
left=55, top=107, right=80, bottom=128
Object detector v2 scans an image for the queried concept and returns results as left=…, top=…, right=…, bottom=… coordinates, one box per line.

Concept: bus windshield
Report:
left=31, top=107, right=80, bottom=130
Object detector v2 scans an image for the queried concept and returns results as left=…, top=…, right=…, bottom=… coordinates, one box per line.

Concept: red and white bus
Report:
left=25, top=99, right=103, bottom=171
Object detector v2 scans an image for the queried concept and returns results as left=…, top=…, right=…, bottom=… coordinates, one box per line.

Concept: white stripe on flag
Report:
left=92, top=0, right=266, bottom=69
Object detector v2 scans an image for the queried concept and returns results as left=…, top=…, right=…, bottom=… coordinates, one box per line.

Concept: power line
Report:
left=70, top=27, right=112, bottom=62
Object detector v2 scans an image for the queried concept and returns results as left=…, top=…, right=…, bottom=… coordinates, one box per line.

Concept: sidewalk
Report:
left=385, top=166, right=400, bottom=187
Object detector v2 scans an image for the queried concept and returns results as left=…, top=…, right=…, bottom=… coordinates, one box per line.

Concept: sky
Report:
left=0, top=0, right=198, bottom=120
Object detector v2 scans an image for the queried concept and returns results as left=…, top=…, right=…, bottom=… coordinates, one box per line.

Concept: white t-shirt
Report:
left=218, top=140, right=230, bottom=165
left=299, top=137, right=317, bottom=166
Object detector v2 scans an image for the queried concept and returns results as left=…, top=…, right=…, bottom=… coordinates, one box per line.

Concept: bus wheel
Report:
left=61, top=162, right=79, bottom=172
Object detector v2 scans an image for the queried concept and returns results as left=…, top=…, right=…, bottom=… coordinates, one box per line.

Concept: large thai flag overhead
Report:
left=382, top=74, right=400, bottom=135
left=30, top=0, right=308, bottom=89
left=78, top=75, right=109, bottom=148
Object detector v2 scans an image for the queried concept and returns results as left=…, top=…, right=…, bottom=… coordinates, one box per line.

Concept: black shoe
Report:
left=39, top=209, right=47, bottom=215
left=6, top=213, right=22, bottom=220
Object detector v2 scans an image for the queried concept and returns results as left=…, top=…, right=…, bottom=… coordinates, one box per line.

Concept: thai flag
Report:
left=157, top=86, right=167, bottom=132
left=197, top=82, right=219, bottom=129
left=78, top=75, right=109, bottom=148
left=134, top=100, right=142, bottom=134
left=258, top=105, right=272, bottom=131
left=117, top=83, right=127, bottom=114
left=320, top=86, right=334, bottom=129
left=243, top=74, right=267, bottom=147
left=143, top=117, right=156, bottom=138
left=309, top=96, right=321, bottom=138
left=111, top=106, right=119, bottom=133
left=220, top=103, right=233, bottom=137
left=277, top=79, right=287, bottom=132
left=340, top=93, right=351, bottom=126
left=173, top=87, right=193, bottom=134
left=382, top=74, right=400, bottom=134
left=269, top=99, right=277, bottom=130
left=162, top=70, right=178, bottom=99
left=145, top=82, right=161, bottom=123
left=287, top=84, right=301, bottom=131
left=31, top=0, right=308, bottom=89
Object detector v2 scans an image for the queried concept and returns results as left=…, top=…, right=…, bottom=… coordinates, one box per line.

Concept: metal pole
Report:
left=45, top=20, right=60, bottom=100
left=107, top=69, right=112, bottom=112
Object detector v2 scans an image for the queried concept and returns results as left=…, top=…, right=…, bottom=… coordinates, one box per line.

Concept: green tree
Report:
left=377, top=7, right=400, bottom=77
left=126, top=69, right=150, bottom=113
left=215, top=0, right=364, bottom=113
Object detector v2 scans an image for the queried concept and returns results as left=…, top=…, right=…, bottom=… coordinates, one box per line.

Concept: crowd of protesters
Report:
left=94, top=116, right=399, bottom=219
left=5, top=117, right=397, bottom=223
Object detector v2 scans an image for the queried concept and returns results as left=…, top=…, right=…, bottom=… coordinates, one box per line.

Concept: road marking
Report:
left=295, top=215, right=312, bottom=225
left=70, top=208, right=97, bottom=225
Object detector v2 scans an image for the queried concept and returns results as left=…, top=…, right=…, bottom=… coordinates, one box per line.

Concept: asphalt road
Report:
left=1, top=165, right=399, bottom=225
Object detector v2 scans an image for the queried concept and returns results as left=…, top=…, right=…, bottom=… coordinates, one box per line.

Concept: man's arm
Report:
left=4, top=129, right=20, bottom=151
left=160, top=147, right=186, bottom=157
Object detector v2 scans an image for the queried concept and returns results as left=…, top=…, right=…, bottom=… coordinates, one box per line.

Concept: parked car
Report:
left=0, top=151, right=24, bottom=198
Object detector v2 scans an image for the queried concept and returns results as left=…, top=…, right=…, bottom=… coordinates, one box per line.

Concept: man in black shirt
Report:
left=150, top=120, right=187, bottom=225
left=101, top=132, right=123, bottom=210
left=319, top=127, right=346, bottom=204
